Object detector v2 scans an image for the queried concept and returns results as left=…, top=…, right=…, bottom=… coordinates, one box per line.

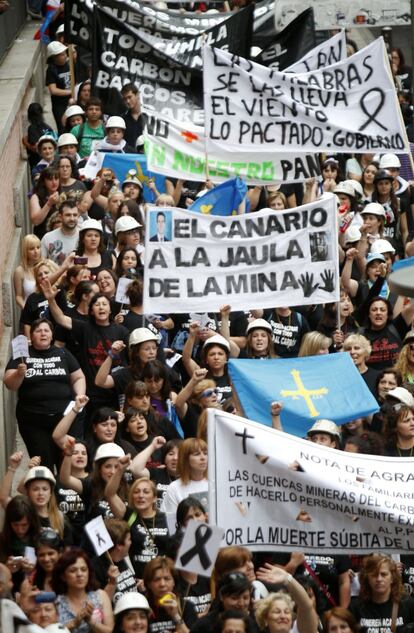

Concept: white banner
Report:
left=142, top=195, right=339, bottom=314
left=275, top=1, right=411, bottom=30
left=203, top=38, right=408, bottom=154
left=143, top=111, right=320, bottom=185
left=285, top=31, right=347, bottom=73
left=208, top=410, right=414, bottom=554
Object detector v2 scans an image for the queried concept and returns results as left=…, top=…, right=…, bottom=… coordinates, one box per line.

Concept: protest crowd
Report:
left=2, top=1, right=414, bottom=633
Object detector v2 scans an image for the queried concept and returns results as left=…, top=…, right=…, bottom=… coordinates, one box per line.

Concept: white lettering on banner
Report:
left=207, top=410, right=414, bottom=553
left=203, top=38, right=408, bottom=154
left=142, top=196, right=339, bottom=314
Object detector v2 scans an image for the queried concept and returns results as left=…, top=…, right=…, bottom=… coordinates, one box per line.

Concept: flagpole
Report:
left=68, top=44, right=76, bottom=98
left=201, top=34, right=210, bottom=184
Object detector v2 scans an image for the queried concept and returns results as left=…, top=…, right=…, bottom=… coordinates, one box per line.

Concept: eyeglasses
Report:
left=200, top=388, right=219, bottom=398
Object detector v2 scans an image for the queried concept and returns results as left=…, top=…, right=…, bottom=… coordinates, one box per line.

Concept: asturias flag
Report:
left=228, top=353, right=379, bottom=437
left=188, top=177, right=248, bottom=215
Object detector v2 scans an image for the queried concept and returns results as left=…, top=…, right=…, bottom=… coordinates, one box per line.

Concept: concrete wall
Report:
left=0, top=23, right=45, bottom=474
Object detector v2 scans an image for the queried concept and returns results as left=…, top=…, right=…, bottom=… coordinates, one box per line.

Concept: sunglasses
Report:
left=201, top=388, right=219, bottom=398
left=407, top=343, right=414, bottom=351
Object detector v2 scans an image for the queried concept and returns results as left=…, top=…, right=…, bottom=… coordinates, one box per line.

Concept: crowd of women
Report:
left=2, top=14, right=414, bottom=633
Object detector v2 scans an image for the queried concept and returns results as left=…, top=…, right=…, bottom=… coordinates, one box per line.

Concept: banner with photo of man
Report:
left=143, top=195, right=339, bottom=314
left=208, top=410, right=414, bottom=553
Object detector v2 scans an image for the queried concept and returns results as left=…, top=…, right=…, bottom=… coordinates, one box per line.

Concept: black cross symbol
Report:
left=235, top=427, right=255, bottom=454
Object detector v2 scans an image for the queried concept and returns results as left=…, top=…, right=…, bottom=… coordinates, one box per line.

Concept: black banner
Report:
left=92, top=6, right=204, bottom=121
left=251, top=0, right=276, bottom=49
left=65, top=0, right=228, bottom=50
left=255, top=8, right=315, bottom=69
left=134, top=5, right=253, bottom=72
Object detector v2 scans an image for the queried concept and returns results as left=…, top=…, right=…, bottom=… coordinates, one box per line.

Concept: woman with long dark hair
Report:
left=29, top=165, right=61, bottom=238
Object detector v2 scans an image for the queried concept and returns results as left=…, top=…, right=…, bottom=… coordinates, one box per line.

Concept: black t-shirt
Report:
left=45, top=61, right=71, bottom=116
left=350, top=597, right=414, bottom=633
left=124, top=508, right=170, bottom=578
left=56, top=476, right=87, bottom=539
left=122, top=110, right=144, bottom=150
left=149, top=600, right=198, bottom=633
left=401, top=555, right=414, bottom=597
left=148, top=468, right=177, bottom=511
left=360, top=315, right=408, bottom=371
left=54, top=307, right=89, bottom=362
left=176, top=575, right=211, bottom=617
left=71, top=319, right=129, bottom=401
left=360, top=366, right=380, bottom=398
left=272, top=552, right=351, bottom=612
left=264, top=309, right=310, bottom=357
left=79, top=475, right=116, bottom=522
left=6, top=346, right=79, bottom=415
left=20, top=290, right=67, bottom=329
left=93, top=555, right=137, bottom=602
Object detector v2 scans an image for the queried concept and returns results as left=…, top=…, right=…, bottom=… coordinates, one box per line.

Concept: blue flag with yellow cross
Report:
left=228, top=353, right=379, bottom=437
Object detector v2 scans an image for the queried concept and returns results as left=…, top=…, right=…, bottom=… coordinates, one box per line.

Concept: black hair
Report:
left=73, top=280, right=98, bottom=305
left=176, top=496, right=206, bottom=530
left=218, top=572, right=251, bottom=597
left=28, top=103, right=45, bottom=125
left=30, top=317, right=54, bottom=336
left=121, top=83, right=139, bottom=96
left=160, top=439, right=182, bottom=465
left=142, top=360, right=171, bottom=401
left=216, top=610, right=250, bottom=633
left=54, top=154, right=80, bottom=180
left=88, top=293, right=112, bottom=322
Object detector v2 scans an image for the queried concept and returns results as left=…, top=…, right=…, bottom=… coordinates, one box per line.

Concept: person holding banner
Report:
left=174, top=369, right=221, bottom=439
left=182, top=327, right=233, bottom=402
left=383, top=402, right=414, bottom=457
left=229, top=319, right=276, bottom=360
left=254, top=566, right=318, bottom=633
left=191, top=572, right=256, bottom=633
left=350, top=554, right=414, bottom=633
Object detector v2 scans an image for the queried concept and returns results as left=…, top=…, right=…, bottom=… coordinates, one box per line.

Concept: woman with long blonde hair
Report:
left=13, top=234, right=42, bottom=309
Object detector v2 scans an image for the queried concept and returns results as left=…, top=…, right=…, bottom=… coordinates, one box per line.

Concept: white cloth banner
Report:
left=143, top=195, right=339, bottom=314
left=143, top=110, right=320, bottom=185
left=285, top=30, right=347, bottom=73
left=208, top=410, right=414, bottom=553
left=203, top=37, right=408, bottom=154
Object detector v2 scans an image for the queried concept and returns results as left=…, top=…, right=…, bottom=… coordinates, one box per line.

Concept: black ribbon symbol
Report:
left=358, top=88, right=387, bottom=131
left=180, top=524, right=213, bottom=570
